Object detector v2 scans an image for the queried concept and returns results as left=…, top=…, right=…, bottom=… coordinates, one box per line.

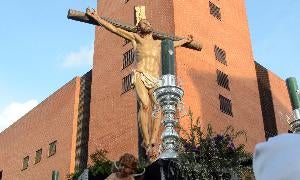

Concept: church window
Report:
left=219, top=95, right=233, bottom=116
left=214, top=45, right=227, bottom=65
left=122, top=74, right=133, bottom=93
left=48, top=141, right=57, bottom=157
left=209, top=1, right=222, bottom=20
left=123, top=49, right=135, bottom=69
left=217, top=70, right=230, bottom=90
left=34, top=149, right=42, bottom=164
left=22, top=156, right=29, bottom=170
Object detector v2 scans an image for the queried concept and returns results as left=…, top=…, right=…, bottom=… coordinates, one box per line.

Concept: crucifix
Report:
left=68, top=7, right=202, bottom=161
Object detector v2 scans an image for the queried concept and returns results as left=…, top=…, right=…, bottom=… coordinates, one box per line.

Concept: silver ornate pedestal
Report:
left=153, top=74, right=184, bottom=159
left=290, top=109, right=300, bottom=133
left=286, top=77, right=300, bottom=133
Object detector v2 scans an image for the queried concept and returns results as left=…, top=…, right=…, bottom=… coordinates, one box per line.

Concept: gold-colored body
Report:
left=86, top=8, right=192, bottom=157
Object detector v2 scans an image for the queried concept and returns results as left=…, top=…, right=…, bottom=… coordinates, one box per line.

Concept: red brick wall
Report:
left=0, top=77, right=80, bottom=179
left=173, top=0, right=265, bottom=151
left=89, top=0, right=175, bottom=160
left=268, top=71, right=291, bottom=134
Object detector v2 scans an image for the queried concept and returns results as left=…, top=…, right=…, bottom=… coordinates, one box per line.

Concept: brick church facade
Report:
left=0, top=0, right=292, bottom=179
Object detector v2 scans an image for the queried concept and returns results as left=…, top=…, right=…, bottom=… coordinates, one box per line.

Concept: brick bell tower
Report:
left=87, top=0, right=279, bottom=160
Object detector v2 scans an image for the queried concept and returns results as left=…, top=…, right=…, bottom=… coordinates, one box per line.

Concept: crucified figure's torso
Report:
left=86, top=8, right=193, bottom=161
left=134, top=36, right=161, bottom=78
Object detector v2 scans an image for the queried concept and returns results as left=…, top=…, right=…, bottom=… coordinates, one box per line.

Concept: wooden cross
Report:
left=67, top=9, right=202, bottom=51
left=134, top=6, right=146, bottom=25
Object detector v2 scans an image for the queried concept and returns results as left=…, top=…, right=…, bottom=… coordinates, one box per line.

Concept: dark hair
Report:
left=119, top=153, right=138, bottom=169
left=136, top=19, right=152, bottom=34
left=137, top=19, right=149, bottom=26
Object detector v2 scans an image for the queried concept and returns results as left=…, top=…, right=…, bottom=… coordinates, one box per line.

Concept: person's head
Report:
left=137, top=19, right=153, bottom=34
left=117, top=153, right=138, bottom=177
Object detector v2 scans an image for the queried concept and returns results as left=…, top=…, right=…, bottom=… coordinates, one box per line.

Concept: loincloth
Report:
left=132, top=70, right=159, bottom=89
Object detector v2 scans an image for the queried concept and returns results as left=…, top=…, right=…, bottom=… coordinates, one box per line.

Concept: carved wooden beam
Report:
left=67, top=9, right=202, bottom=51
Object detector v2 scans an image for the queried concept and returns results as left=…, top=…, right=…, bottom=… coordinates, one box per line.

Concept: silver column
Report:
left=290, top=109, right=300, bottom=133
left=153, top=74, right=184, bottom=159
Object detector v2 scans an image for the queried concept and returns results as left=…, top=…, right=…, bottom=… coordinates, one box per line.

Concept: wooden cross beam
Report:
left=67, top=9, right=202, bottom=51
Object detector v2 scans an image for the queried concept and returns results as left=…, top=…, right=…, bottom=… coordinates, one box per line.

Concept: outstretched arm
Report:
left=86, top=8, right=135, bottom=41
left=174, top=35, right=193, bottom=48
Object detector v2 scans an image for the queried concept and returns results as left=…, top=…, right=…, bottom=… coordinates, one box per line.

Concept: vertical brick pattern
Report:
left=268, top=71, right=291, bottom=134
left=75, top=70, right=92, bottom=171
left=255, top=62, right=278, bottom=139
left=0, top=78, right=80, bottom=179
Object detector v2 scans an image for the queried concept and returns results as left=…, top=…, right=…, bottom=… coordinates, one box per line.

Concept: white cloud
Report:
left=62, top=46, right=94, bottom=68
left=0, top=100, right=38, bottom=133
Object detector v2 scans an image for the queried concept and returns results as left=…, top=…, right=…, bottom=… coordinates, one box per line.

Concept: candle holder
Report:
left=153, top=74, right=184, bottom=159
left=286, top=77, right=300, bottom=133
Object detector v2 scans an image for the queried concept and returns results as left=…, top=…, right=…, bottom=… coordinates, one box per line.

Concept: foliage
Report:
left=67, top=170, right=83, bottom=180
left=89, top=149, right=113, bottom=177
left=67, top=149, right=113, bottom=180
left=172, top=109, right=253, bottom=179
left=136, top=157, right=150, bottom=174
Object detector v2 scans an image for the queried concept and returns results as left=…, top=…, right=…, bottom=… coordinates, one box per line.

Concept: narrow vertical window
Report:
left=0, top=170, right=3, bottom=180
left=214, top=45, right=227, bottom=65
left=48, top=141, right=57, bottom=157
left=123, top=49, right=135, bottom=69
left=209, top=1, right=222, bottom=20
left=22, top=156, right=29, bottom=170
left=122, top=74, right=133, bottom=93
left=219, top=95, right=233, bottom=116
left=34, top=149, right=42, bottom=164
left=216, top=70, right=230, bottom=90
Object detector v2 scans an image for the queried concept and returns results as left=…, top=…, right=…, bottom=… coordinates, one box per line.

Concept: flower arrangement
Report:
left=171, top=109, right=253, bottom=179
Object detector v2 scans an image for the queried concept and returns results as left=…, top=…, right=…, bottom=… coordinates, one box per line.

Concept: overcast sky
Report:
left=0, top=0, right=299, bottom=132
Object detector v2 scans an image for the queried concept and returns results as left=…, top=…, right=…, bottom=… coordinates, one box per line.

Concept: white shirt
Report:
left=253, top=134, right=300, bottom=180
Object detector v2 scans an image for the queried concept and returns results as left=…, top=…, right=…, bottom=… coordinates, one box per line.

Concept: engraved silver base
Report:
left=290, top=109, right=300, bottom=133
left=153, top=74, right=184, bottom=159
